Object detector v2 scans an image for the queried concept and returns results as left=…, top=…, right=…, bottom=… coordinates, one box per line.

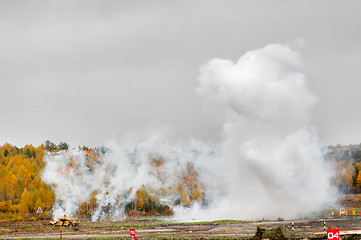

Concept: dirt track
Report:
left=1, top=216, right=361, bottom=239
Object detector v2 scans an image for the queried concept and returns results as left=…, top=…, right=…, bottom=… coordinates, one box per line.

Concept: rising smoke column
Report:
left=173, top=43, right=336, bottom=221
left=42, top=42, right=335, bottom=221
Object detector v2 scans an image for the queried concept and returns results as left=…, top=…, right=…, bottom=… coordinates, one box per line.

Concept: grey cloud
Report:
left=0, top=0, right=361, bottom=146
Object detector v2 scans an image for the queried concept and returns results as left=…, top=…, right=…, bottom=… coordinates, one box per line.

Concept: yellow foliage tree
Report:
left=180, top=185, right=191, bottom=207
left=357, top=173, right=361, bottom=193
left=19, top=188, right=31, bottom=215
left=191, top=184, right=204, bottom=202
left=0, top=143, right=55, bottom=220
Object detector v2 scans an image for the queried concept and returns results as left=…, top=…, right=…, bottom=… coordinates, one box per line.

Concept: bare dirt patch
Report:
left=1, top=216, right=361, bottom=239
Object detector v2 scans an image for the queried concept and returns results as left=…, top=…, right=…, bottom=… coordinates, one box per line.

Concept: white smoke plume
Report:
left=173, top=42, right=335, bottom=221
left=42, top=42, right=336, bottom=221
left=42, top=131, right=212, bottom=221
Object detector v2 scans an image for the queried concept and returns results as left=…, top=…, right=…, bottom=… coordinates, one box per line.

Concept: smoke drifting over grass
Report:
left=42, top=43, right=335, bottom=221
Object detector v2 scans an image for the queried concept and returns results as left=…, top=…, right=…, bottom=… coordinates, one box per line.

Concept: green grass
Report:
left=85, top=238, right=130, bottom=240
left=80, top=219, right=250, bottom=229
left=8, top=238, right=59, bottom=240
left=143, top=219, right=249, bottom=227
left=212, top=219, right=249, bottom=224
left=143, top=235, right=186, bottom=240
left=18, top=224, right=33, bottom=228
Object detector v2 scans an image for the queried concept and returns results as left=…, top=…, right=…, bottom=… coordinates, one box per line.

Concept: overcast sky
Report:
left=1, top=0, right=360, bottom=147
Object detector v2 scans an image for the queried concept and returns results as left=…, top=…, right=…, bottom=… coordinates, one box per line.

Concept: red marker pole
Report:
left=130, top=229, right=136, bottom=240
left=60, top=230, right=62, bottom=239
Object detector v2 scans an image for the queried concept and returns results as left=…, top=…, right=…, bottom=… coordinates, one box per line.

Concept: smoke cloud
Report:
left=42, top=42, right=335, bottom=221
left=42, top=130, right=212, bottom=221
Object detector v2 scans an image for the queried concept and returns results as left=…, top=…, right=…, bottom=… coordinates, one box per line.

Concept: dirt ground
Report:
left=1, top=215, right=361, bottom=239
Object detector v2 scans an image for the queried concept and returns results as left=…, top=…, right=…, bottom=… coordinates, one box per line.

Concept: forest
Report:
left=0, top=143, right=54, bottom=220
left=1, top=141, right=361, bottom=221
left=0, top=141, right=203, bottom=221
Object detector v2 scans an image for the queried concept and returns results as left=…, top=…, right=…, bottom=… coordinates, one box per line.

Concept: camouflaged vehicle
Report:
left=50, top=214, right=80, bottom=227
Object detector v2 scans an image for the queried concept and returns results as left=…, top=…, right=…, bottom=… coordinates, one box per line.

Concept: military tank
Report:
left=50, top=214, right=80, bottom=227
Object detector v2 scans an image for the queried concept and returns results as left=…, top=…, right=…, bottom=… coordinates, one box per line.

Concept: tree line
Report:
left=1, top=141, right=361, bottom=221
left=0, top=141, right=205, bottom=221
left=0, top=143, right=54, bottom=220
left=328, top=143, right=361, bottom=193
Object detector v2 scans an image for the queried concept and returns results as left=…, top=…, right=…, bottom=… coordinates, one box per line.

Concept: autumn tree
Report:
left=0, top=143, right=55, bottom=220
left=3, top=149, right=9, bottom=158
left=19, top=188, right=31, bottom=214
left=58, top=142, right=69, bottom=150
left=44, top=140, right=57, bottom=151
left=353, top=165, right=360, bottom=192
left=180, top=185, right=191, bottom=207
left=353, top=150, right=361, bottom=163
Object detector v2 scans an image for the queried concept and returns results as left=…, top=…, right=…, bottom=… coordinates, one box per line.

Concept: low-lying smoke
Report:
left=42, top=42, right=336, bottom=221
